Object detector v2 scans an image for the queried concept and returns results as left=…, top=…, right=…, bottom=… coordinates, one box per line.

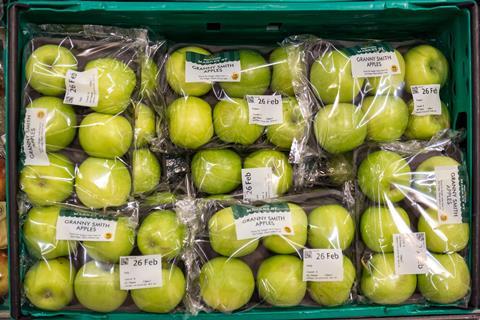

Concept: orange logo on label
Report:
left=231, top=73, right=239, bottom=80
left=36, top=111, right=45, bottom=119
left=104, top=233, right=112, bottom=239
left=391, top=65, right=398, bottom=73
left=284, top=226, right=292, bottom=233
left=440, top=214, right=448, bottom=222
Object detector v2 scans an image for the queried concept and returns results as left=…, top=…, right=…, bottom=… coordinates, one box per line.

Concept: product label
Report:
left=232, top=203, right=293, bottom=240
left=23, top=108, right=49, bottom=166
left=119, top=255, right=163, bottom=290
left=435, top=165, right=462, bottom=224
left=241, top=167, right=274, bottom=201
left=393, top=232, right=427, bottom=275
left=63, top=69, right=99, bottom=107
left=185, top=51, right=241, bottom=83
left=411, top=85, right=442, bottom=115
left=247, top=95, right=283, bottom=125
left=56, top=210, right=117, bottom=241
left=348, top=43, right=401, bottom=78
left=303, top=249, right=343, bottom=282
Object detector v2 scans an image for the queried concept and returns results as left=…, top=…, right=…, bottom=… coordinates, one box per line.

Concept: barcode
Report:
left=411, top=86, right=419, bottom=94
left=304, top=250, right=312, bottom=259
left=416, top=232, right=425, bottom=242
left=120, top=257, right=129, bottom=265
left=247, top=96, right=255, bottom=104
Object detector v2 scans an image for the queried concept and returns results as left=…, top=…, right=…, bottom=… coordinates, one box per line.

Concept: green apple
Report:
left=414, top=155, right=460, bottom=196
left=310, top=50, right=364, bottom=104
left=243, top=149, right=293, bottom=196
left=417, top=208, right=469, bottom=253
left=361, top=95, right=409, bottom=142
left=208, top=206, right=259, bottom=257
left=25, top=44, right=78, bottom=96
left=26, top=96, right=77, bottom=151
left=140, top=56, right=159, bottom=98
left=24, top=258, right=75, bottom=311
left=134, top=102, right=156, bottom=147
left=137, top=210, right=186, bottom=260
left=144, top=192, right=177, bottom=206
left=314, top=103, right=367, bottom=154
left=269, top=46, right=302, bottom=96
left=263, top=203, right=308, bottom=254
left=308, top=256, right=356, bottom=306
left=418, top=252, right=470, bottom=304
left=83, top=217, right=135, bottom=263
left=166, top=46, right=212, bottom=96
left=75, top=157, right=131, bottom=209
left=367, top=50, right=405, bottom=95
left=358, top=150, right=411, bottom=204
left=257, top=255, right=306, bottom=306
left=213, top=98, right=264, bottom=145
left=360, top=206, right=411, bottom=253
left=20, top=152, right=75, bottom=206
left=133, top=148, right=161, bottom=195
left=23, top=206, right=76, bottom=259
left=219, top=49, right=271, bottom=98
left=191, top=149, right=241, bottom=195
left=404, top=45, right=449, bottom=93
left=167, top=96, right=213, bottom=149
left=78, top=112, right=133, bottom=158
left=131, top=264, right=186, bottom=313
left=74, top=261, right=127, bottom=312
left=308, top=204, right=355, bottom=250
left=266, top=97, right=306, bottom=149
left=327, top=153, right=355, bottom=185
left=361, top=253, right=417, bottom=304
left=200, top=257, right=255, bottom=311
left=404, top=100, right=450, bottom=140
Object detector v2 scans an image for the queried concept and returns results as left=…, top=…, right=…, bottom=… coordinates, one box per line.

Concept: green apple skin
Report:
left=358, top=150, right=411, bottom=204
left=418, top=208, right=469, bottom=253
left=270, top=46, right=302, bottom=96
left=418, top=252, right=470, bottom=304
left=327, top=153, right=355, bottom=185
left=25, top=44, right=78, bottom=96
left=314, top=103, right=367, bottom=154
left=74, top=261, right=127, bottom=313
left=200, top=257, right=255, bottom=312
left=367, top=50, right=405, bottom=95
left=23, top=206, right=76, bottom=259
left=414, top=156, right=460, bottom=196
left=133, top=148, right=161, bottom=195
left=144, top=192, right=177, bottom=206
left=26, top=96, right=77, bottom=152
left=404, top=100, right=450, bottom=140
left=167, top=96, right=213, bottom=149
left=83, top=217, right=135, bottom=263
left=191, top=149, right=242, bottom=195
left=308, top=256, right=356, bottom=306
left=361, top=95, right=409, bottom=142
left=166, top=46, right=212, bottom=96
left=310, top=50, right=364, bottom=104
left=360, top=206, right=411, bottom=253
left=131, top=264, right=186, bottom=313
left=208, top=206, right=259, bottom=257
left=213, top=98, right=264, bottom=145
left=140, top=56, right=159, bottom=98
left=243, top=149, right=293, bottom=196
left=134, top=102, right=156, bottom=147
left=137, top=210, right=186, bottom=260
left=404, top=45, right=449, bottom=93
left=84, top=58, right=136, bottom=114
left=361, top=253, right=417, bottom=304
left=78, top=112, right=133, bottom=159
left=266, top=97, right=306, bottom=149
left=257, top=255, right=306, bottom=306
left=263, top=203, right=308, bottom=254
left=220, top=49, right=271, bottom=98
left=24, top=257, right=75, bottom=311
left=75, top=157, right=131, bottom=209
left=308, top=204, right=355, bottom=250
left=20, top=153, right=75, bottom=206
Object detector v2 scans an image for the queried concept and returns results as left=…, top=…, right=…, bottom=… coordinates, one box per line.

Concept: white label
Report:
left=411, top=85, right=442, bottom=115
left=303, top=249, right=343, bottom=282
left=393, top=232, right=427, bottom=275
left=119, top=255, right=163, bottom=290
left=247, top=95, right=283, bottom=125
left=63, top=69, right=99, bottom=107
left=185, top=51, right=241, bottom=83
left=23, top=108, right=49, bottom=166
left=233, top=203, right=293, bottom=240
left=241, top=167, right=274, bottom=201
left=435, top=166, right=462, bottom=224
left=351, top=52, right=401, bottom=78
left=56, top=213, right=117, bottom=241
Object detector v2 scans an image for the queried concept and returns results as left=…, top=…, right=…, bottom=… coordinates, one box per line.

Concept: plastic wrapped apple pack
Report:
left=354, top=135, right=470, bottom=307
left=188, top=189, right=357, bottom=314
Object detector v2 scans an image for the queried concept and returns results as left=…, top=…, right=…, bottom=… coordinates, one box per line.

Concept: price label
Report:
left=63, top=69, right=99, bottom=107
left=185, top=51, right=241, bottom=83
left=56, top=210, right=117, bottom=241
left=303, top=249, right=343, bottom=281
left=241, top=167, right=274, bottom=201
left=411, top=85, right=442, bottom=115
left=435, top=166, right=462, bottom=224
left=393, top=232, right=427, bottom=275
left=247, top=95, right=283, bottom=125
left=23, top=108, right=49, bottom=166
left=120, top=255, right=163, bottom=290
